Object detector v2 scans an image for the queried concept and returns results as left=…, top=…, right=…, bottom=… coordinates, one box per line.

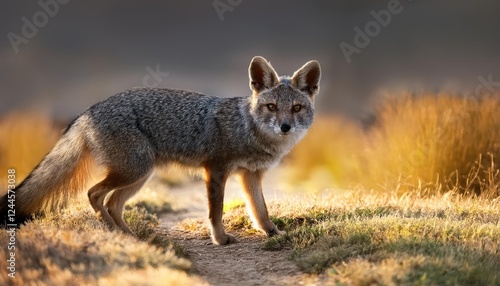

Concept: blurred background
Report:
left=0, top=0, right=499, bottom=195
left=1, top=0, right=499, bottom=119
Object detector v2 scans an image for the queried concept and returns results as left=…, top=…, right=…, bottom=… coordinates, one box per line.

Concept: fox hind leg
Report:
left=88, top=171, right=151, bottom=234
left=88, top=174, right=123, bottom=230
left=86, top=129, right=155, bottom=234
left=105, top=171, right=153, bottom=235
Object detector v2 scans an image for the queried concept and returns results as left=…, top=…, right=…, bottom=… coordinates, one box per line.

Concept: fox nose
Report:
left=280, top=123, right=291, bottom=133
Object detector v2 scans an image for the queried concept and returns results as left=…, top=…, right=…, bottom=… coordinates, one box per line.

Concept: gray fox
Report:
left=0, top=56, right=321, bottom=245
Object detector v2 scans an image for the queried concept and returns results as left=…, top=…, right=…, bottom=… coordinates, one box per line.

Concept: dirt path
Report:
left=158, top=173, right=313, bottom=286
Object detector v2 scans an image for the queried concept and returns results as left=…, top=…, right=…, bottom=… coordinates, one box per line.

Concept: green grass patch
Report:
left=264, top=192, right=500, bottom=285
left=223, top=198, right=246, bottom=212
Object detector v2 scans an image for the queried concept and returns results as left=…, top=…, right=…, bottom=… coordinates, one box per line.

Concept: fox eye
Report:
left=292, top=105, right=302, bottom=112
left=267, top=103, right=277, bottom=111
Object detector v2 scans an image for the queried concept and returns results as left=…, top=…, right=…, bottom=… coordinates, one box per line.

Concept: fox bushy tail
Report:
left=1, top=119, right=93, bottom=223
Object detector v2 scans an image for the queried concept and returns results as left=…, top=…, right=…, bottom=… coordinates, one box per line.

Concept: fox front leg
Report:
left=239, top=169, right=284, bottom=237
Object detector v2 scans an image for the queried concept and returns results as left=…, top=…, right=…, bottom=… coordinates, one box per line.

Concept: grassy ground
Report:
left=0, top=179, right=204, bottom=286
left=220, top=190, right=500, bottom=285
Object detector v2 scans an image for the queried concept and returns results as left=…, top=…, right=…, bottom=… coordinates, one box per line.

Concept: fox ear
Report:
left=249, top=56, right=280, bottom=94
left=291, top=60, right=321, bottom=97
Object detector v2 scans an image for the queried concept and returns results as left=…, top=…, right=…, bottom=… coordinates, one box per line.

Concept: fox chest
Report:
left=228, top=145, right=287, bottom=172
left=231, top=137, right=302, bottom=172
left=234, top=156, right=281, bottom=172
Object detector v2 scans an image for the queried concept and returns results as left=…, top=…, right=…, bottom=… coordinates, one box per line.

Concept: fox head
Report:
left=248, top=56, right=321, bottom=141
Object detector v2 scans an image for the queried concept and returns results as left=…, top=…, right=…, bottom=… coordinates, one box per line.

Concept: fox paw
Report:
left=266, top=227, right=285, bottom=237
left=212, top=233, right=239, bottom=245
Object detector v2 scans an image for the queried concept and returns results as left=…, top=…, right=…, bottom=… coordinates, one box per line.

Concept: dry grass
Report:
left=0, top=201, right=204, bottom=286
left=193, top=190, right=500, bottom=285
left=367, top=93, right=499, bottom=196
left=261, top=190, right=500, bottom=285
left=284, top=116, right=365, bottom=190
left=0, top=111, right=60, bottom=186
left=0, top=181, right=200, bottom=285
left=287, top=93, right=500, bottom=197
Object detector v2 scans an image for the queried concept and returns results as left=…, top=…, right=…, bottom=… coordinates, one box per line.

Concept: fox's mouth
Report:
left=274, top=128, right=293, bottom=136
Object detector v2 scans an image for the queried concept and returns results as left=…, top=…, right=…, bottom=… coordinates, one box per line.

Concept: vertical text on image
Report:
left=6, top=168, right=17, bottom=278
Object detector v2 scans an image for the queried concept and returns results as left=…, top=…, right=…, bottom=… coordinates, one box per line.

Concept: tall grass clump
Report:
left=0, top=111, right=60, bottom=186
left=367, top=93, right=499, bottom=196
left=285, top=93, right=499, bottom=197
left=285, top=116, right=365, bottom=190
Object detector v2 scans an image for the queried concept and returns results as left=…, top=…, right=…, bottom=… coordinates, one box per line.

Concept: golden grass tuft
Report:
left=284, top=116, right=365, bottom=190
left=0, top=203, right=202, bottom=285
left=367, top=93, right=499, bottom=196
left=287, top=93, right=500, bottom=197
left=0, top=111, right=60, bottom=186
